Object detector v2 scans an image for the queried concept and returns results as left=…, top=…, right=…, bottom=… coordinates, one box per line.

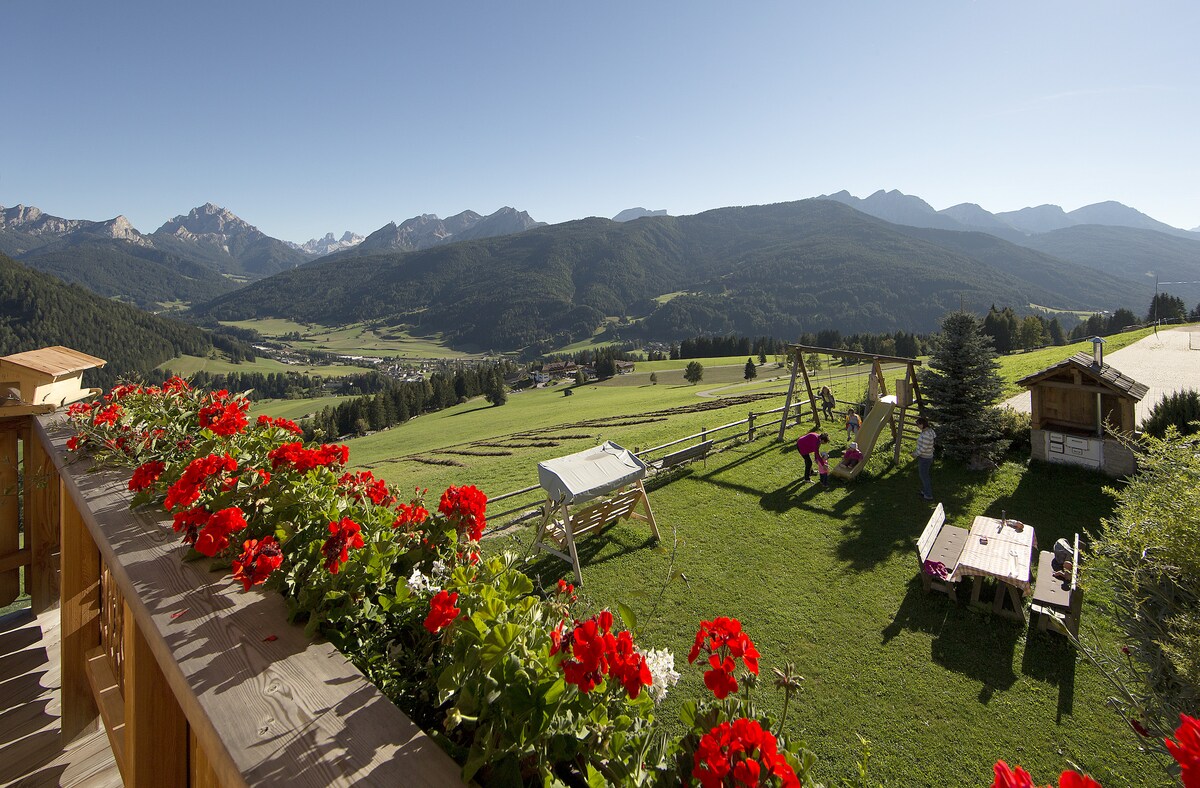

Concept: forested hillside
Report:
left=194, top=200, right=1136, bottom=351
left=17, top=240, right=238, bottom=308
left=0, top=253, right=222, bottom=388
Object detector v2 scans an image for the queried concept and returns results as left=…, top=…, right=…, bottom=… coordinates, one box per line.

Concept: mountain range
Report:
left=192, top=199, right=1161, bottom=351
left=3, top=191, right=1199, bottom=355
left=0, top=203, right=544, bottom=310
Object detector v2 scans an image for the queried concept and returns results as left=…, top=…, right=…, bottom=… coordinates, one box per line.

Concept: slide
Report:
left=830, top=395, right=896, bottom=480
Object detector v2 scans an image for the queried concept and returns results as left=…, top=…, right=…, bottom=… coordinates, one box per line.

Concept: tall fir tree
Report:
left=744, top=357, right=758, bottom=380
left=920, top=311, right=1005, bottom=463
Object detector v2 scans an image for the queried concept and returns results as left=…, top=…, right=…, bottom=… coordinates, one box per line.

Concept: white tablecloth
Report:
left=950, top=516, right=1035, bottom=593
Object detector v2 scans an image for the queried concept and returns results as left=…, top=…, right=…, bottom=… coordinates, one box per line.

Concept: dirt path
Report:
left=1002, top=326, right=1200, bottom=423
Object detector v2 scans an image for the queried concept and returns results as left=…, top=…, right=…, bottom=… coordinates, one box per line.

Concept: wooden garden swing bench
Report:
left=530, top=442, right=660, bottom=585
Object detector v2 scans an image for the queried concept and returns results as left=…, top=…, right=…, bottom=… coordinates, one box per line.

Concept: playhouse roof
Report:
left=0, top=346, right=107, bottom=378
left=1017, top=352, right=1148, bottom=401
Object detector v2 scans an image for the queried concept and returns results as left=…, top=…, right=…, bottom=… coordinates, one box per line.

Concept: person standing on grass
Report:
left=913, top=416, right=936, bottom=501
left=796, top=430, right=830, bottom=483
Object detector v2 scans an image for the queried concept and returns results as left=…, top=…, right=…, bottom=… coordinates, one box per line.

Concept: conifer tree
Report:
left=744, top=357, right=757, bottom=381
left=920, top=310, right=1004, bottom=463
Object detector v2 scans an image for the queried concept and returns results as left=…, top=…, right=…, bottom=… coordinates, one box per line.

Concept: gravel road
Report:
left=1002, top=326, right=1200, bottom=424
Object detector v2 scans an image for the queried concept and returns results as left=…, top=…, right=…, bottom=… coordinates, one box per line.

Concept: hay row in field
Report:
left=432, top=448, right=514, bottom=457
left=406, top=456, right=466, bottom=467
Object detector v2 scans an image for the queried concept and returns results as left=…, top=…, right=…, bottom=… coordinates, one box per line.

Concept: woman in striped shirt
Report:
left=913, top=416, right=936, bottom=501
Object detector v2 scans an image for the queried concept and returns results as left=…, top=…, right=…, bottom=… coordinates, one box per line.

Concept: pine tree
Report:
left=744, top=357, right=757, bottom=381
left=919, top=311, right=1004, bottom=463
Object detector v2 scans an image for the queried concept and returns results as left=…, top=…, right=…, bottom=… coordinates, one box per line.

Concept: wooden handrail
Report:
left=34, top=414, right=463, bottom=787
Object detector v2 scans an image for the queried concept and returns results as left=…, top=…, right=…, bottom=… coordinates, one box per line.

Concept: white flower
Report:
left=643, top=648, right=680, bottom=704
left=406, top=567, right=434, bottom=594
left=431, top=559, right=449, bottom=580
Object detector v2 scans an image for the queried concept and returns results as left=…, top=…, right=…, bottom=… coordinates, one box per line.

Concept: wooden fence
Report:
left=0, top=411, right=463, bottom=786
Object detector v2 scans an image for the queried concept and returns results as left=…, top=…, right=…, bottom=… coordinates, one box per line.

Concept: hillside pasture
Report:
left=220, top=317, right=475, bottom=359
left=159, top=353, right=374, bottom=377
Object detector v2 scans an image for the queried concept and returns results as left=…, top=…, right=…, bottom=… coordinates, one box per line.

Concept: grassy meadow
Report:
left=246, top=336, right=1181, bottom=785
left=219, top=318, right=478, bottom=360
left=159, top=353, right=374, bottom=377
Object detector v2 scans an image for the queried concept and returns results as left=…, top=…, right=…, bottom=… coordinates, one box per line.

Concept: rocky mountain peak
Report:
left=155, top=203, right=262, bottom=240
left=613, top=207, right=669, bottom=222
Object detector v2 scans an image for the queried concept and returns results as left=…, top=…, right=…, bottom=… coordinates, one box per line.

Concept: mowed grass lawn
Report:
left=490, top=445, right=1163, bottom=786
left=251, top=342, right=1167, bottom=784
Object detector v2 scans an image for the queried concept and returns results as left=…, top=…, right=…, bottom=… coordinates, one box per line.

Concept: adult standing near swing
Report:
left=913, top=416, right=936, bottom=501
left=796, top=430, right=831, bottom=483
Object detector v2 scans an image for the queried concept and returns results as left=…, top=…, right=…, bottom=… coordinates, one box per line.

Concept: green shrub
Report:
left=1141, top=389, right=1200, bottom=437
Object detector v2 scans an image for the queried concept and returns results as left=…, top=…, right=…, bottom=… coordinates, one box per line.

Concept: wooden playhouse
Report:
left=1016, top=338, right=1146, bottom=477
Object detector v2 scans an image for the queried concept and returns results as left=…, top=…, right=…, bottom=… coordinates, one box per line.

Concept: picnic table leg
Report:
left=970, top=576, right=984, bottom=607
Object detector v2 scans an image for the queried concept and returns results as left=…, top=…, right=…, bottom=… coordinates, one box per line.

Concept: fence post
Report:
left=0, top=420, right=20, bottom=607
left=701, top=427, right=707, bottom=444
left=61, top=484, right=101, bottom=740
left=747, top=412, right=756, bottom=441
left=26, top=420, right=61, bottom=614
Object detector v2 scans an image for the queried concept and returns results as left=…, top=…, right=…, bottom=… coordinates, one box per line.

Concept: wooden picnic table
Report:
left=950, top=516, right=1036, bottom=623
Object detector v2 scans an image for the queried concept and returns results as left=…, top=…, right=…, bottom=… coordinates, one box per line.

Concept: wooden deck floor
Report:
left=0, top=607, right=121, bottom=787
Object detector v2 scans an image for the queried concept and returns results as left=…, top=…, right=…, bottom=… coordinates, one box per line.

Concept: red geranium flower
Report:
left=392, top=501, right=430, bottom=530
left=1166, top=714, right=1200, bottom=788
left=338, top=470, right=395, bottom=506
left=693, top=718, right=799, bottom=788
left=67, top=401, right=94, bottom=418
left=231, top=536, right=284, bottom=591
left=992, top=761, right=1035, bottom=788
left=93, top=403, right=123, bottom=426
left=423, top=589, right=461, bottom=633
left=321, top=517, right=364, bottom=574
left=1059, top=771, right=1102, bottom=788
left=66, top=434, right=85, bottom=451
left=164, top=454, right=238, bottom=511
left=688, top=617, right=760, bottom=699
left=256, top=414, right=302, bottom=435
left=198, top=392, right=249, bottom=436
left=172, top=507, right=210, bottom=546
left=438, top=484, right=487, bottom=541
left=194, top=507, right=248, bottom=557
left=268, top=442, right=349, bottom=472
left=128, top=460, right=166, bottom=492
left=162, top=376, right=190, bottom=394
left=556, top=609, right=651, bottom=698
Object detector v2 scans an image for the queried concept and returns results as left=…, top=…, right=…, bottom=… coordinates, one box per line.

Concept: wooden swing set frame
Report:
left=776, top=344, right=925, bottom=462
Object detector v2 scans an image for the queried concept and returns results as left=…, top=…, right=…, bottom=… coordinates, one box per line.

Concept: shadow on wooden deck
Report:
left=0, top=607, right=120, bottom=787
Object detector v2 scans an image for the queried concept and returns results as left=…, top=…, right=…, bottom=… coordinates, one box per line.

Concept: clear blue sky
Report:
left=3, top=1, right=1196, bottom=242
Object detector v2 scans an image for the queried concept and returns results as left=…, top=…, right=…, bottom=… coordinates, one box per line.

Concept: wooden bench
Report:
left=1031, top=533, right=1082, bottom=637
left=915, top=503, right=968, bottom=600
left=655, top=440, right=713, bottom=470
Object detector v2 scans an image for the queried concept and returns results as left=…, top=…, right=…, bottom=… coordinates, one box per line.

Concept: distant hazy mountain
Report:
left=194, top=199, right=1136, bottom=352
left=320, top=207, right=543, bottom=262
left=1018, top=225, right=1200, bottom=300
left=288, top=231, right=364, bottom=257
left=819, top=189, right=966, bottom=232
left=613, top=207, right=669, bottom=222
left=935, top=203, right=1027, bottom=242
left=152, top=203, right=309, bottom=278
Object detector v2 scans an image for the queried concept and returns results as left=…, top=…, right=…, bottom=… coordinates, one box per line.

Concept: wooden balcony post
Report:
left=0, top=421, right=20, bottom=607
left=123, top=600, right=188, bottom=786
left=26, top=422, right=62, bottom=613
left=61, top=484, right=101, bottom=740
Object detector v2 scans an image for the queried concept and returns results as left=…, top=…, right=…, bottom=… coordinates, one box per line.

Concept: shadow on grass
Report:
left=882, top=577, right=1023, bottom=700
left=1021, top=627, right=1078, bottom=721
left=519, top=523, right=658, bottom=586
left=981, top=459, right=1116, bottom=549
left=444, top=404, right=495, bottom=418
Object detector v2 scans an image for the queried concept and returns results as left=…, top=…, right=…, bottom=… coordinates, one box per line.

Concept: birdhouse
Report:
left=0, top=346, right=106, bottom=415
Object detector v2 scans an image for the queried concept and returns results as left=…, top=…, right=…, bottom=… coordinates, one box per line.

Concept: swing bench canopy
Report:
left=537, top=441, right=648, bottom=505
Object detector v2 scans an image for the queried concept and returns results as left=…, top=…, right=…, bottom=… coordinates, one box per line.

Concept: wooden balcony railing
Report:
left=0, top=411, right=463, bottom=786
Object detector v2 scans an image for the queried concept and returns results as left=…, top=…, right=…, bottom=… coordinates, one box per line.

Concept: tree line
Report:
left=301, top=362, right=514, bottom=440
